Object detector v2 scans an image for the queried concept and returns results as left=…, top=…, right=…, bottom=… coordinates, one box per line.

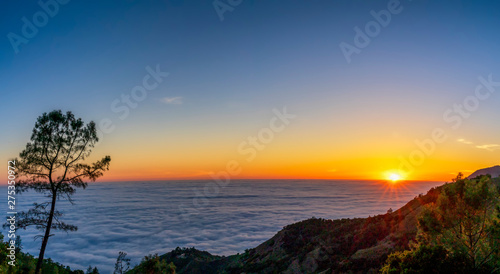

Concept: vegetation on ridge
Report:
left=0, top=233, right=84, bottom=273
left=381, top=174, right=500, bottom=273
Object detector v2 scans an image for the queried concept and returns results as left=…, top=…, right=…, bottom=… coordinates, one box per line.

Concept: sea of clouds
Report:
left=0, top=180, right=443, bottom=273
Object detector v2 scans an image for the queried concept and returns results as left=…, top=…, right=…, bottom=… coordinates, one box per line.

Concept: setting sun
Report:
left=383, top=170, right=406, bottom=182
left=387, top=173, right=403, bottom=182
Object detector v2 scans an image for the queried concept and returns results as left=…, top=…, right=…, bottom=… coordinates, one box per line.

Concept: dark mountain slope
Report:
left=224, top=186, right=442, bottom=273
left=468, top=165, right=500, bottom=179
left=136, top=184, right=444, bottom=273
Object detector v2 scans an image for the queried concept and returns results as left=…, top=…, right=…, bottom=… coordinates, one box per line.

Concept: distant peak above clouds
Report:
left=467, top=165, right=500, bottom=179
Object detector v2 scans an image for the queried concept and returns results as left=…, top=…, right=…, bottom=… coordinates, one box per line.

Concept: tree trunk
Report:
left=35, top=192, right=57, bottom=274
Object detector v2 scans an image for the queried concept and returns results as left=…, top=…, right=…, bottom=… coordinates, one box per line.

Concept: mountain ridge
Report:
left=468, top=165, right=500, bottom=179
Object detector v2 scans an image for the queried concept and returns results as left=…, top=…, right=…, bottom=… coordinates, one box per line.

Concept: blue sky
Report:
left=1, top=0, right=500, bottom=180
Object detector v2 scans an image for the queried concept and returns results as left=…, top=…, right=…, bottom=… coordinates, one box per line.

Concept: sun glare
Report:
left=383, top=170, right=405, bottom=183
left=388, top=173, right=401, bottom=182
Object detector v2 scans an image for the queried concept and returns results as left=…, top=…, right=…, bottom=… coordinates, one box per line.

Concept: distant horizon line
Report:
left=93, top=177, right=447, bottom=184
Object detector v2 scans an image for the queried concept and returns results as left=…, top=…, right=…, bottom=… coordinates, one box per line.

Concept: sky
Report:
left=1, top=0, right=500, bottom=182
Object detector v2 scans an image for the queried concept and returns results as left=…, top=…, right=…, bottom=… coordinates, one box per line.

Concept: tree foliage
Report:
left=86, top=265, right=99, bottom=274
left=380, top=244, right=463, bottom=273
left=382, top=174, right=500, bottom=273
left=127, top=254, right=176, bottom=274
left=114, top=251, right=131, bottom=274
left=0, top=234, right=84, bottom=273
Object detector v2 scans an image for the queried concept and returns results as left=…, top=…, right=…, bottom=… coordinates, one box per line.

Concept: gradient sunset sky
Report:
left=1, top=0, right=499, bottom=182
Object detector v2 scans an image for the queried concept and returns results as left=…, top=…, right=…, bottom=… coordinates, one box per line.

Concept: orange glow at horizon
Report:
left=2, top=110, right=498, bottom=185
left=96, top=158, right=481, bottom=183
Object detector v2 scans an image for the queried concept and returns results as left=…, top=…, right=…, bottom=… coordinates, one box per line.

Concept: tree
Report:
left=129, top=254, right=176, bottom=274
left=12, top=110, right=111, bottom=274
left=86, top=265, right=99, bottom=274
left=418, top=174, right=500, bottom=271
left=380, top=244, right=460, bottom=274
left=114, top=251, right=131, bottom=274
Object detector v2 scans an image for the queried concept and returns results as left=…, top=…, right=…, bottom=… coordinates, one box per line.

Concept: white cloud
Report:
left=457, top=139, right=500, bottom=152
left=457, top=138, right=473, bottom=145
left=161, top=96, right=183, bottom=104
left=476, top=144, right=500, bottom=151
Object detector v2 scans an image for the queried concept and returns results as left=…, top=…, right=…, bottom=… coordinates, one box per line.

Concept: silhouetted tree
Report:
left=12, top=110, right=111, bottom=274
left=114, top=251, right=131, bottom=274
left=86, top=265, right=99, bottom=274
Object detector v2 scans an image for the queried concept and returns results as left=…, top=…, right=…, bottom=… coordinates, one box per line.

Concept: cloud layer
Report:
left=0, top=180, right=443, bottom=273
